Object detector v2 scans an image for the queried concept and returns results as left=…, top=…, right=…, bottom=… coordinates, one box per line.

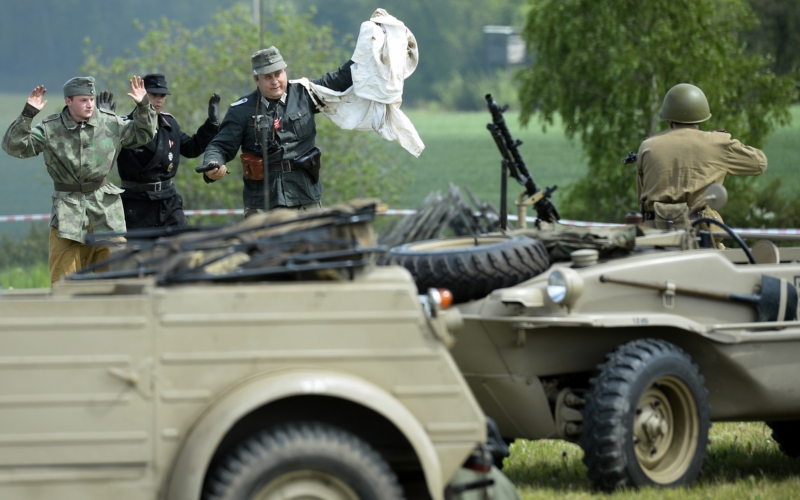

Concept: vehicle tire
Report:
left=379, top=235, right=549, bottom=303
left=766, top=421, right=800, bottom=458
left=204, top=422, right=404, bottom=500
left=581, top=339, right=710, bottom=491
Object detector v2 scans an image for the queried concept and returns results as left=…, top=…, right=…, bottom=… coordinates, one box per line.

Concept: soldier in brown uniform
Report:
left=636, top=83, right=767, bottom=227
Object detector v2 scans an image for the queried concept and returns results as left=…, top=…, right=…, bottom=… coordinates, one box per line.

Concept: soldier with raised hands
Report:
left=101, top=74, right=221, bottom=229
left=1, top=75, right=157, bottom=284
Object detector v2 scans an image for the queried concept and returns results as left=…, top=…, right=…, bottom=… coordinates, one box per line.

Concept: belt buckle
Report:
left=153, top=181, right=162, bottom=192
left=281, top=160, right=292, bottom=173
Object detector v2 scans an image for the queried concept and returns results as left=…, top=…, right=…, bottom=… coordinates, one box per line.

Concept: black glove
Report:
left=97, top=91, right=116, bottom=113
left=195, top=161, right=220, bottom=173
left=208, top=93, right=220, bottom=124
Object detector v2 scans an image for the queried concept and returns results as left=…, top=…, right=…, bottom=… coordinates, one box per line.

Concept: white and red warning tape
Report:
left=0, top=210, right=799, bottom=238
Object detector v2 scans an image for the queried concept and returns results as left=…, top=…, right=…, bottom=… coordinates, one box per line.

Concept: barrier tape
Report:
left=1, top=210, right=799, bottom=238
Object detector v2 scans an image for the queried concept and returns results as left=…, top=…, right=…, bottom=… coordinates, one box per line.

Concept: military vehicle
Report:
left=0, top=201, right=500, bottom=500
left=383, top=199, right=800, bottom=491
left=379, top=95, right=800, bottom=491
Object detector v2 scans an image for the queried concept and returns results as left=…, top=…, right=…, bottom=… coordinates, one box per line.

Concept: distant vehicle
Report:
left=0, top=203, right=495, bottom=500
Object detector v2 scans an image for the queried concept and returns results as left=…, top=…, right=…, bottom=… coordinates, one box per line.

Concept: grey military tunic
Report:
left=204, top=61, right=354, bottom=210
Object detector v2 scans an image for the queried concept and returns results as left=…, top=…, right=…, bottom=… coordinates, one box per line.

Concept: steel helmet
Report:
left=658, top=83, right=712, bottom=123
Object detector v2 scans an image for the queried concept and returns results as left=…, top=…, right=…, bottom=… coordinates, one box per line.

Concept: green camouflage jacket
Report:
left=2, top=98, right=157, bottom=242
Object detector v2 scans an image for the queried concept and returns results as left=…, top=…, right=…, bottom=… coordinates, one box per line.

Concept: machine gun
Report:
left=622, top=151, right=637, bottom=165
left=486, top=94, right=559, bottom=228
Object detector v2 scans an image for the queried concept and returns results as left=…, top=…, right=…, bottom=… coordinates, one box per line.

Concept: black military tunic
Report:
left=118, top=112, right=218, bottom=228
left=203, top=60, right=354, bottom=210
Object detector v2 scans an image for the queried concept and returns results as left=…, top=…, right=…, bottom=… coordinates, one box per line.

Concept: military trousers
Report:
left=123, top=194, right=188, bottom=230
left=48, top=226, right=124, bottom=284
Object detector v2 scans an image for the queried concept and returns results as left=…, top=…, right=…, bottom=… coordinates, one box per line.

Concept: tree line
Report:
left=3, top=1, right=796, bottom=109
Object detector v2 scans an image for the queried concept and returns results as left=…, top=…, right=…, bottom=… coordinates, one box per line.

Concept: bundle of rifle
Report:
left=378, top=184, right=505, bottom=248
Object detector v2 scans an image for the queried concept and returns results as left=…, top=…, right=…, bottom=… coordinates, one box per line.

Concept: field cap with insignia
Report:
left=63, top=76, right=95, bottom=98
left=143, top=74, right=171, bottom=95
left=252, top=46, right=287, bottom=75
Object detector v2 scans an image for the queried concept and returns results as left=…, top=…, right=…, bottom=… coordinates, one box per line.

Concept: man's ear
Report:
left=65, top=97, right=71, bottom=105
left=253, top=74, right=259, bottom=83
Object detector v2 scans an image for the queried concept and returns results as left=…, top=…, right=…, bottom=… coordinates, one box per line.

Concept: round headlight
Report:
left=547, top=271, right=568, bottom=304
left=546, top=268, right=585, bottom=307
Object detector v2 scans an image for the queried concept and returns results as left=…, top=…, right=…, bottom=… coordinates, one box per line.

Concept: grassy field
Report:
left=402, top=106, right=800, bottom=219
left=0, top=262, right=49, bottom=289
left=506, top=422, right=800, bottom=499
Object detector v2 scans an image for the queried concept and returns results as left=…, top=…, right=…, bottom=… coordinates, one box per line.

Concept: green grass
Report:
left=401, top=106, right=800, bottom=218
left=0, top=262, right=49, bottom=289
left=402, top=109, right=587, bottom=212
left=505, top=422, right=800, bottom=499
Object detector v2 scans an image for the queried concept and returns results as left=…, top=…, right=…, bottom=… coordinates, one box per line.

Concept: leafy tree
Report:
left=744, top=0, right=800, bottom=76
left=518, top=0, right=797, bottom=223
left=292, top=0, right=529, bottom=107
left=83, top=5, right=409, bottom=218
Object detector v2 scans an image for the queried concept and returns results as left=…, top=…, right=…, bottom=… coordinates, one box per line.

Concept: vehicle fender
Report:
left=164, top=369, right=444, bottom=500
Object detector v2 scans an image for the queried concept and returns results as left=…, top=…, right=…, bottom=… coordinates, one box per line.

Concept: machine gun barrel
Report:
left=485, top=94, right=560, bottom=223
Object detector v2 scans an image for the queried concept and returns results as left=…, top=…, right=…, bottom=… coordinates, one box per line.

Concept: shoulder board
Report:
left=98, top=108, right=117, bottom=116
left=231, top=97, right=248, bottom=107
left=43, top=114, right=60, bottom=122
left=161, top=112, right=175, bottom=118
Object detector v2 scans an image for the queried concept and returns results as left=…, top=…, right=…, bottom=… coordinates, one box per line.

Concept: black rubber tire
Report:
left=379, top=235, right=549, bottom=303
left=581, top=339, right=710, bottom=491
left=766, top=421, right=800, bottom=458
left=204, top=422, right=405, bottom=500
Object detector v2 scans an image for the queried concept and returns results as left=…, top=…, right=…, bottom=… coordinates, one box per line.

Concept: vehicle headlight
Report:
left=546, top=268, right=585, bottom=307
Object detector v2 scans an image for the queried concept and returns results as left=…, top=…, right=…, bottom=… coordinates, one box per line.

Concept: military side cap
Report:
left=252, top=46, right=287, bottom=75
left=63, top=76, right=95, bottom=98
left=143, top=74, right=171, bottom=95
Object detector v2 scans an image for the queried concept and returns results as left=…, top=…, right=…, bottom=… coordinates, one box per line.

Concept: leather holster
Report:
left=241, top=153, right=264, bottom=181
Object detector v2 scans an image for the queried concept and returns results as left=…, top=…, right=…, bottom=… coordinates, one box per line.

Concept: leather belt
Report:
left=121, top=179, right=173, bottom=192
left=53, top=178, right=107, bottom=193
left=267, top=159, right=294, bottom=173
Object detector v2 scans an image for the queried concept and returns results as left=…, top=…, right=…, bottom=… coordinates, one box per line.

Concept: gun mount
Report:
left=486, top=94, right=559, bottom=228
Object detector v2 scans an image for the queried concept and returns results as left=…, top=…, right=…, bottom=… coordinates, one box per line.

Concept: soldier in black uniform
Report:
left=200, top=47, right=354, bottom=217
left=103, top=74, right=221, bottom=229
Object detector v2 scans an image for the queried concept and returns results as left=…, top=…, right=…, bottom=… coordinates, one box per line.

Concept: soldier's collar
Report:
left=158, top=114, right=172, bottom=129
left=61, top=106, right=98, bottom=129
left=259, top=90, right=287, bottom=108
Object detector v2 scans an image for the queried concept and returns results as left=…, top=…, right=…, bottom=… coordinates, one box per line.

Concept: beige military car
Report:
left=0, top=202, right=492, bottom=500
left=383, top=192, right=800, bottom=492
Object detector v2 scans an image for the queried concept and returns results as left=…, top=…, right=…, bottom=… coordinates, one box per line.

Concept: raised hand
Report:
left=27, top=85, right=48, bottom=111
left=97, top=91, right=117, bottom=113
left=127, top=76, right=147, bottom=104
left=208, top=93, right=221, bottom=124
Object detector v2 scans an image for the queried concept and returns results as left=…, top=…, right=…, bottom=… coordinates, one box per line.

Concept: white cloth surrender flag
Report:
left=292, top=9, right=424, bottom=157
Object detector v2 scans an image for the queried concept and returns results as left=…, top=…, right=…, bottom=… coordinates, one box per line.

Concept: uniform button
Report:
left=83, top=143, right=89, bottom=148
left=83, top=163, right=89, bottom=168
